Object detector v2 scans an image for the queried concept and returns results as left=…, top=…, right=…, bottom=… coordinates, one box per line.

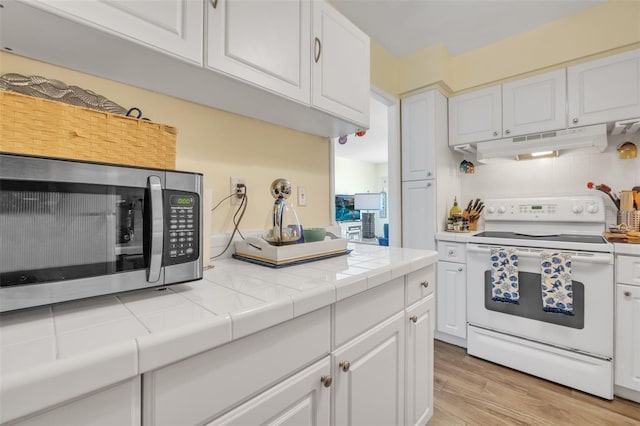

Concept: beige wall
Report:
left=372, top=0, right=640, bottom=95
left=0, top=53, right=332, bottom=238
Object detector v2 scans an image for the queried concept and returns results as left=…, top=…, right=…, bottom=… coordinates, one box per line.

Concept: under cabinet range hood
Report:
left=476, top=124, right=608, bottom=161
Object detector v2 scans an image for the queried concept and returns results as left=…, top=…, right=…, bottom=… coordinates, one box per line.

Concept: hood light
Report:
left=515, top=150, right=558, bottom=160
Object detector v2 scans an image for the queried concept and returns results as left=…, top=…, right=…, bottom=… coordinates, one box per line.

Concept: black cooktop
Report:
left=473, top=231, right=607, bottom=244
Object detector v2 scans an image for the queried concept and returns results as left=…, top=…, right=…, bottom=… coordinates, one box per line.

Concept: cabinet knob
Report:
left=339, top=360, right=351, bottom=372
left=320, top=375, right=332, bottom=387
left=624, top=291, right=632, bottom=297
left=572, top=118, right=579, bottom=124
left=448, top=249, right=454, bottom=255
left=209, top=0, right=218, bottom=9
left=505, top=129, right=511, bottom=135
left=458, top=267, right=463, bottom=272
left=493, top=131, right=498, bottom=137
left=409, top=315, right=418, bottom=323
left=421, top=281, right=429, bottom=288
left=427, top=172, right=432, bottom=177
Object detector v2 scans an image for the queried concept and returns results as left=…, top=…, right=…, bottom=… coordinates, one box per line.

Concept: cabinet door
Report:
left=312, top=0, right=370, bottom=128
left=207, top=357, right=330, bottom=426
left=615, top=284, right=640, bottom=392
left=436, top=261, right=466, bottom=339
left=401, top=91, right=436, bottom=181
left=502, top=69, right=567, bottom=137
left=568, top=49, right=640, bottom=127
left=406, top=295, right=435, bottom=426
left=333, top=312, right=405, bottom=426
left=28, top=0, right=203, bottom=63
left=448, top=85, right=502, bottom=145
left=206, top=0, right=311, bottom=104
left=402, top=180, right=436, bottom=251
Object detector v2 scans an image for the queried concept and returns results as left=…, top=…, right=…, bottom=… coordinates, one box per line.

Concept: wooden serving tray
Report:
left=603, top=232, right=640, bottom=243
left=234, top=233, right=349, bottom=266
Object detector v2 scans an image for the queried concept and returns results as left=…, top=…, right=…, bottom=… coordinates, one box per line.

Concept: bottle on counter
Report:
left=449, top=197, right=463, bottom=231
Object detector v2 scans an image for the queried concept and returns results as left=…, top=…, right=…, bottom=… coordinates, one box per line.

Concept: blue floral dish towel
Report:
left=490, top=247, right=519, bottom=304
left=541, top=252, right=573, bottom=315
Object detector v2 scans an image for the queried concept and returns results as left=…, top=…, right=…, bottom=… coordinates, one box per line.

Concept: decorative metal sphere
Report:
left=270, top=178, right=292, bottom=200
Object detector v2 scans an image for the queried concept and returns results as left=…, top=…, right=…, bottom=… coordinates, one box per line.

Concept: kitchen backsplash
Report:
left=460, top=133, right=640, bottom=227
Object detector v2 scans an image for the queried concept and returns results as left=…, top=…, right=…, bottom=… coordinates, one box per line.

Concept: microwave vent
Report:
left=513, top=131, right=557, bottom=143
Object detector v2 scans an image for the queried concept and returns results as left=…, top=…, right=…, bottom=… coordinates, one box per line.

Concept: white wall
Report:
left=460, top=133, right=640, bottom=227
left=335, top=157, right=383, bottom=193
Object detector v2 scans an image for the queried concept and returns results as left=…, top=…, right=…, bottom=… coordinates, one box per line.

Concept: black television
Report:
left=335, top=194, right=360, bottom=221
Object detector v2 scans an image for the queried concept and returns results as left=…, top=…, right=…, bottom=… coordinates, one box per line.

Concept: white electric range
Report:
left=466, top=196, right=614, bottom=399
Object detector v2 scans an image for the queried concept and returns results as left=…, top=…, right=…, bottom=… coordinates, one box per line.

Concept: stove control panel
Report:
left=483, top=196, right=605, bottom=222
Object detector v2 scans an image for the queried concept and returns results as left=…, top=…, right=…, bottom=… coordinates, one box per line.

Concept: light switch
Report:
left=297, top=186, right=307, bottom=206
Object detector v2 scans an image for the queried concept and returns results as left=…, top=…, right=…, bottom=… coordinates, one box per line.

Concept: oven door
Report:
left=466, top=243, right=614, bottom=359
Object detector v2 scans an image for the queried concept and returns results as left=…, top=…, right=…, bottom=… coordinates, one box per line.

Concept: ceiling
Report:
left=330, top=0, right=605, bottom=58
left=331, top=0, right=606, bottom=164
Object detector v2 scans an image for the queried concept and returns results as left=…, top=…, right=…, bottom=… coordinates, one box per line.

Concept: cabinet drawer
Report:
left=11, top=378, right=140, bottom=426
left=617, top=255, right=640, bottom=286
left=437, top=241, right=466, bottom=263
left=143, top=307, right=330, bottom=426
left=334, top=278, right=404, bottom=348
left=406, top=265, right=436, bottom=306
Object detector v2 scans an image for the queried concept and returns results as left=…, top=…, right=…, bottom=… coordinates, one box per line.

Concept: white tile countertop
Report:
left=0, top=244, right=437, bottom=423
left=612, top=241, right=640, bottom=256
left=435, top=231, right=481, bottom=242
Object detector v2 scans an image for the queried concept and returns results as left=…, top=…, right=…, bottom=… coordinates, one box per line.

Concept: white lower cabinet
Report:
left=10, top=378, right=140, bottom=426
left=615, top=254, right=640, bottom=402
left=207, top=357, right=331, bottom=426
left=142, top=307, right=331, bottom=426
left=435, top=241, right=467, bottom=346
left=333, top=312, right=405, bottom=426
left=436, top=261, right=466, bottom=340
left=140, top=267, right=437, bottom=425
left=405, top=294, right=435, bottom=426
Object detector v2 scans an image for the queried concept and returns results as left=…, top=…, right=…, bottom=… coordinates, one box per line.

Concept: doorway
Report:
left=330, top=89, right=400, bottom=247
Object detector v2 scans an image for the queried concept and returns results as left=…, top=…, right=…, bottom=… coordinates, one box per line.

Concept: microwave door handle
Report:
left=147, top=176, right=163, bottom=283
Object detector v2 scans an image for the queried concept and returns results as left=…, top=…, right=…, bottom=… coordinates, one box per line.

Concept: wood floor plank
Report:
left=430, top=340, right=640, bottom=426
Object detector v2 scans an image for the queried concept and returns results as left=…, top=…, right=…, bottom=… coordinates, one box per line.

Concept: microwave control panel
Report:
left=164, top=191, right=200, bottom=266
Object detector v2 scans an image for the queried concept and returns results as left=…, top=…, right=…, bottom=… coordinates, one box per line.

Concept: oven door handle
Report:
left=466, top=245, right=613, bottom=264
left=147, top=176, right=163, bottom=283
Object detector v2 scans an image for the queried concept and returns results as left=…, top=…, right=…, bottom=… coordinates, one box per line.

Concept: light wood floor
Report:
left=430, top=340, right=640, bottom=425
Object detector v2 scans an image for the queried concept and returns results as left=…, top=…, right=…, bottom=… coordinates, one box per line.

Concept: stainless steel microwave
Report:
left=0, top=153, right=203, bottom=312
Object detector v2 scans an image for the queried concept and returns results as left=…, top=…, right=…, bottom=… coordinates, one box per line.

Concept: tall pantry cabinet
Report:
left=401, top=90, right=458, bottom=250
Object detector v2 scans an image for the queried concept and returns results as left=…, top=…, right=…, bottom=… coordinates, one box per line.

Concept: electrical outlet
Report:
left=230, top=177, right=246, bottom=205
left=297, top=186, right=307, bottom=206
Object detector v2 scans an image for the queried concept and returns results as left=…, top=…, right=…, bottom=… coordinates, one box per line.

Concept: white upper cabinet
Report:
left=401, top=91, right=437, bottom=181
left=568, top=49, right=640, bottom=127
left=448, top=86, right=502, bottom=146
left=450, top=69, right=568, bottom=146
left=502, top=69, right=567, bottom=137
left=206, top=0, right=311, bottom=105
left=312, top=0, right=370, bottom=129
left=26, top=0, right=204, bottom=64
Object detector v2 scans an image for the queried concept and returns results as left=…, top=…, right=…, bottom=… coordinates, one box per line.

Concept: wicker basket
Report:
left=0, top=90, right=176, bottom=169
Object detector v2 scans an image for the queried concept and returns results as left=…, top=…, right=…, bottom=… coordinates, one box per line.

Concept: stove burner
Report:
left=473, top=231, right=607, bottom=244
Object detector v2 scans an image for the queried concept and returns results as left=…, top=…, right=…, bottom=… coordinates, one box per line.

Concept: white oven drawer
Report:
left=617, top=255, right=640, bottom=286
